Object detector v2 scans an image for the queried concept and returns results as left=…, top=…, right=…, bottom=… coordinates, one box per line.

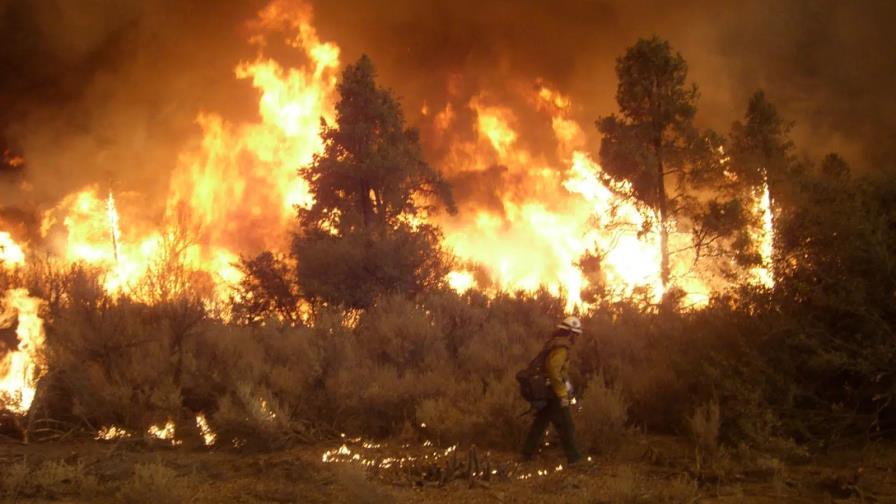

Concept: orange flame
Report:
left=15, top=2, right=739, bottom=316
left=29, top=1, right=339, bottom=305
left=753, top=183, right=775, bottom=287
left=0, top=288, right=46, bottom=413
left=147, top=419, right=182, bottom=445
left=0, top=232, right=25, bottom=266
left=106, top=191, right=122, bottom=262
left=196, top=413, right=217, bottom=446
left=437, top=87, right=710, bottom=308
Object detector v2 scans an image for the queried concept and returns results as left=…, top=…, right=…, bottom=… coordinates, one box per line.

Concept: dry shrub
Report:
left=30, top=279, right=572, bottom=449
left=324, top=362, right=429, bottom=437
left=355, top=295, right=448, bottom=372
left=688, top=400, right=721, bottom=458
left=185, top=322, right=326, bottom=446
left=600, top=465, right=644, bottom=503
left=213, top=384, right=292, bottom=448
left=656, top=473, right=700, bottom=502
left=598, top=465, right=698, bottom=503
left=41, top=273, right=197, bottom=431
left=416, top=374, right=527, bottom=449
left=117, top=462, right=192, bottom=504
left=576, top=373, right=630, bottom=454
left=0, top=461, right=28, bottom=496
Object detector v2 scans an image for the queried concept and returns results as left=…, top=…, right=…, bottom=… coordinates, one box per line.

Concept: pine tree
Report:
left=294, top=55, right=455, bottom=308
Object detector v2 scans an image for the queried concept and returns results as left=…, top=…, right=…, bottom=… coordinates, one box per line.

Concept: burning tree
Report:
left=727, top=91, right=798, bottom=283
left=597, top=37, right=752, bottom=299
left=294, top=55, right=456, bottom=309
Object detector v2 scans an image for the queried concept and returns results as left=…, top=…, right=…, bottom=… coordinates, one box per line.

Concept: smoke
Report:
left=1, top=0, right=894, bottom=234
left=0, top=0, right=263, bottom=224
left=310, top=0, right=896, bottom=171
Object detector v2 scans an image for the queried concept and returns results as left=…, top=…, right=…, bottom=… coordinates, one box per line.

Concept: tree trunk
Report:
left=655, top=141, right=670, bottom=294
left=359, top=179, right=372, bottom=229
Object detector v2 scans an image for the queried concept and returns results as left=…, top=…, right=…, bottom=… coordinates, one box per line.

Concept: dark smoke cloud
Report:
left=1, top=0, right=894, bottom=234
left=0, top=0, right=263, bottom=224
left=310, top=0, right=896, bottom=171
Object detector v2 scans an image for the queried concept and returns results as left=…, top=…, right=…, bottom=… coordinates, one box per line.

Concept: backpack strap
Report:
left=527, top=340, right=570, bottom=373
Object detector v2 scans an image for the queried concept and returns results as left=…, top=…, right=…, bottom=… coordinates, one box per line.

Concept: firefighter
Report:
left=521, top=316, right=583, bottom=464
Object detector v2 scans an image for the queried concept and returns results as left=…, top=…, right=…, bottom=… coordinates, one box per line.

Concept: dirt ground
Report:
left=1, top=434, right=895, bottom=503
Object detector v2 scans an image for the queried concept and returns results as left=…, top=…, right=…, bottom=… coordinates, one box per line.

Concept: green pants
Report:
left=521, top=398, right=582, bottom=463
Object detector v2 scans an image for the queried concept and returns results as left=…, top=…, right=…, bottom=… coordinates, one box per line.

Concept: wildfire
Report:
left=95, top=425, right=131, bottom=441
left=147, top=419, right=182, bottom=445
left=4, top=0, right=759, bottom=324
left=196, top=413, right=217, bottom=446
left=446, top=270, right=476, bottom=293
left=0, top=232, right=25, bottom=266
left=753, top=183, right=775, bottom=287
left=438, top=87, right=710, bottom=308
left=22, top=1, right=338, bottom=306
left=0, top=288, right=46, bottom=413
left=106, top=191, right=122, bottom=262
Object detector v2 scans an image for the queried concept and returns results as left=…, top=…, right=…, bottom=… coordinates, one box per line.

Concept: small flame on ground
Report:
left=321, top=435, right=588, bottom=483
left=147, top=419, right=182, bottom=445
left=196, top=413, right=217, bottom=446
left=95, top=425, right=131, bottom=441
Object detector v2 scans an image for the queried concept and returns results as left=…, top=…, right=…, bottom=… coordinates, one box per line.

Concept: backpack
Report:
left=515, top=344, right=564, bottom=408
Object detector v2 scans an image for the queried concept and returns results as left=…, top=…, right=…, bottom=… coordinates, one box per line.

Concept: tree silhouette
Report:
left=597, top=37, right=703, bottom=294
left=294, top=55, right=456, bottom=309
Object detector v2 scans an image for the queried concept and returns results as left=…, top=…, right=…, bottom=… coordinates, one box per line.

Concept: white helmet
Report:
left=557, top=316, right=583, bottom=335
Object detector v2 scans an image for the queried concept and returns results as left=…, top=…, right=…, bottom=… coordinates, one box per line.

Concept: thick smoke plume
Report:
left=1, top=0, right=894, bottom=236
left=310, top=0, right=896, bottom=171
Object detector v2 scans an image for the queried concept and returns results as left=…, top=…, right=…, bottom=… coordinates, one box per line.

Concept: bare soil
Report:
left=1, top=435, right=894, bottom=503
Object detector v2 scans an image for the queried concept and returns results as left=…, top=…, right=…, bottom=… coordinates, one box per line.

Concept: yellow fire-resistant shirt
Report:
left=543, top=335, right=572, bottom=400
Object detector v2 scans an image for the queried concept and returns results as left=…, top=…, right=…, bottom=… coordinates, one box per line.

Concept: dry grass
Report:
left=117, top=462, right=193, bottom=504
left=0, top=459, right=99, bottom=500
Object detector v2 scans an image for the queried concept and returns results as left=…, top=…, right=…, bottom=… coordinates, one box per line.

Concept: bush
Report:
left=117, top=462, right=191, bottom=504
left=416, top=374, right=527, bottom=449
left=576, top=373, right=630, bottom=454
left=688, top=400, right=720, bottom=456
left=24, top=231, right=893, bottom=456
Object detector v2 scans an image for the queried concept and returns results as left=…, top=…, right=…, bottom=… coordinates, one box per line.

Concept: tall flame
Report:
left=106, top=191, right=122, bottom=262
left=753, top=183, right=775, bottom=287
left=436, top=87, right=707, bottom=308
left=29, top=1, right=339, bottom=304
left=0, top=288, right=46, bottom=413
left=8, top=1, right=754, bottom=319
